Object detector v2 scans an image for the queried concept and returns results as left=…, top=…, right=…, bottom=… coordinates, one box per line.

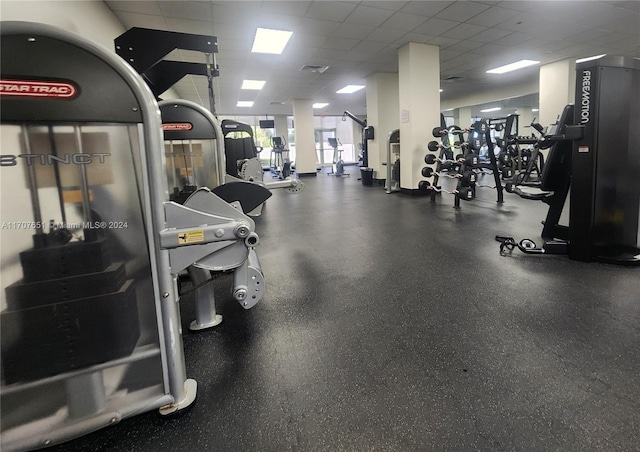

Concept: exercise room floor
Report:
left=52, top=167, right=639, bottom=451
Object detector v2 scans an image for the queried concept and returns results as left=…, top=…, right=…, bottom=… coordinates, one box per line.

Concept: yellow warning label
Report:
left=177, top=230, right=204, bottom=245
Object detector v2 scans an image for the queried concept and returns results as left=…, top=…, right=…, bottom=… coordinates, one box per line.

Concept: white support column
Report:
left=518, top=106, right=534, bottom=134
left=291, top=99, right=317, bottom=176
left=539, top=59, right=576, bottom=127
left=453, top=106, right=473, bottom=129
left=398, top=42, right=440, bottom=190
left=274, top=115, right=288, bottom=143
left=366, top=72, right=399, bottom=180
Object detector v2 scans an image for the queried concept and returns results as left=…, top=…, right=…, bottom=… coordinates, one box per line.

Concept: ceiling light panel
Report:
left=237, top=101, right=254, bottom=107
left=486, top=59, right=540, bottom=74
left=336, top=85, right=365, bottom=94
left=480, top=107, right=501, bottom=113
left=251, top=28, right=293, bottom=55
left=313, top=103, right=329, bottom=109
left=576, top=54, right=607, bottom=63
left=241, top=80, right=266, bottom=90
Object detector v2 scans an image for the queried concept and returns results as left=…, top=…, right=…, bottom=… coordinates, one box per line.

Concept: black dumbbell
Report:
left=469, top=138, right=482, bottom=152
left=458, top=187, right=474, bottom=200
left=425, top=154, right=437, bottom=165
left=502, top=167, right=514, bottom=178
left=427, top=140, right=440, bottom=152
left=421, top=167, right=434, bottom=177
left=432, top=127, right=446, bottom=138
left=461, top=170, right=477, bottom=185
left=465, top=154, right=479, bottom=166
left=418, top=180, right=431, bottom=191
left=500, top=153, right=511, bottom=165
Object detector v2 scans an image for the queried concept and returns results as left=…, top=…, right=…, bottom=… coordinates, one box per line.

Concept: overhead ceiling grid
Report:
left=105, top=0, right=640, bottom=116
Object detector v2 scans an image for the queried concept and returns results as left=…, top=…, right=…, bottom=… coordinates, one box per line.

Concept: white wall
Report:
left=1, top=1, right=125, bottom=49
left=539, top=60, right=576, bottom=126
left=441, top=79, right=539, bottom=113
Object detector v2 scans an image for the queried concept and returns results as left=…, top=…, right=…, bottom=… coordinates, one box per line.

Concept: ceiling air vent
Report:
left=299, top=64, right=330, bottom=74
left=442, top=76, right=464, bottom=82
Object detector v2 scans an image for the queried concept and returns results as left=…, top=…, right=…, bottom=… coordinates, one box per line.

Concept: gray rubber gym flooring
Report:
left=52, top=167, right=639, bottom=451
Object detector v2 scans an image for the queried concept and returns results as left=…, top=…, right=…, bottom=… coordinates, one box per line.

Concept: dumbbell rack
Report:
left=419, top=122, right=504, bottom=208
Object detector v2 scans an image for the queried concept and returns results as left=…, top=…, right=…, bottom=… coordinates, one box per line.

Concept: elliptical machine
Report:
left=327, top=137, right=348, bottom=177
left=269, top=136, right=291, bottom=180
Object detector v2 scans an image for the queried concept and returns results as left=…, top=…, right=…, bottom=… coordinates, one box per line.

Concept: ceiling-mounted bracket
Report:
left=115, top=27, right=219, bottom=99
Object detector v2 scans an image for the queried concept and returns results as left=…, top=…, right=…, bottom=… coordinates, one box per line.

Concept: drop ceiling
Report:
left=105, top=0, right=640, bottom=117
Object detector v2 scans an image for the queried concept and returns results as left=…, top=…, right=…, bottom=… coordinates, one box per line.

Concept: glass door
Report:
left=315, top=129, right=336, bottom=167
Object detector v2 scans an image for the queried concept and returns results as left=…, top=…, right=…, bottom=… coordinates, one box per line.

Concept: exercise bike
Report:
left=327, top=137, right=349, bottom=177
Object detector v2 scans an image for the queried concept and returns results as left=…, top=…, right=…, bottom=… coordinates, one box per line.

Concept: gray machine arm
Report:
left=236, top=158, right=305, bottom=193
left=159, top=187, right=265, bottom=308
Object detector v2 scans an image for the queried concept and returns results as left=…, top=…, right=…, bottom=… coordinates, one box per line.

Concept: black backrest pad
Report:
left=540, top=104, right=575, bottom=192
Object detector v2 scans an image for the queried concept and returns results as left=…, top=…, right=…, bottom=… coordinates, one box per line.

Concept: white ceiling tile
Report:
left=439, top=48, right=464, bottom=60
left=468, top=27, right=513, bottom=44
left=497, top=1, right=540, bottom=13
left=344, top=4, right=396, bottom=27
left=493, top=11, right=542, bottom=32
left=360, top=1, right=409, bottom=11
left=446, top=40, right=485, bottom=54
left=366, top=27, right=408, bottom=44
left=260, top=1, right=312, bottom=16
left=292, top=17, right=341, bottom=35
left=468, top=43, right=511, bottom=56
left=441, top=23, right=487, bottom=40
left=554, top=29, right=614, bottom=50
left=210, top=2, right=257, bottom=23
left=333, top=22, right=376, bottom=40
left=399, top=1, right=453, bottom=17
left=394, top=32, right=435, bottom=45
left=350, top=40, right=391, bottom=56
left=322, top=36, right=360, bottom=51
left=159, top=1, right=213, bottom=21
left=288, top=32, right=328, bottom=49
left=427, top=36, right=462, bottom=49
left=111, top=11, right=168, bottom=30
left=380, top=11, right=429, bottom=31
left=612, top=1, right=640, bottom=13
left=312, top=47, right=354, bottom=60
left=412, top=17, right=460, bottom=36
left=164, top=17, right=218, bottom=36
left=492, top=30, right=536, bottom=46
left=106, top=1, right=163, bottom=15
left=435, top=1, right=492, bottom=22
left=305, top=1, right=358, bottom=22
left=466, top=6, right=521, bottom=27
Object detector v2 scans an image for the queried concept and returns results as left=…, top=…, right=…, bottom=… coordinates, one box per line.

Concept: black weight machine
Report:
left=342, top=110, right=374, bottom=168
left=497, top=56, right=640, bottom=265
left=220, top=119, right=263, bottom=178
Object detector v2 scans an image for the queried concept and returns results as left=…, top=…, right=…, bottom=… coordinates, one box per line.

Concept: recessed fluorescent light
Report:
left=480, top=107, right=501, bottom=113
left=532, top=108, right=539, bottom=112
left=237, top=101, right=254, bottom=107
left=439, top=89, right=443, bottom=92
left=336, top=85, right=365, bottom=94
left=313, top=103, right=329, bottom=109
left=251, top=28, right=292, bottom=54
left=486, top=59, right=540, bottom=74
left=576, top=54, right=606, bottom=63
left=241, top=80, right=266, bottom=90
